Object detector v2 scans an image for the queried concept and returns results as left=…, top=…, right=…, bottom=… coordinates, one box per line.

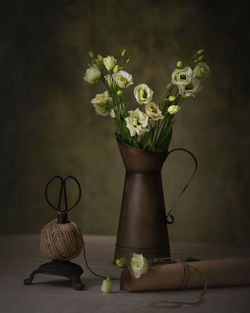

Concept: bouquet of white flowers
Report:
left=84, top=49, right=209, bottom=152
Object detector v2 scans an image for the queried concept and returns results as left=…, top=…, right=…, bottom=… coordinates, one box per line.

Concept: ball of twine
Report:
left=40, top=219, right=83, bottom=261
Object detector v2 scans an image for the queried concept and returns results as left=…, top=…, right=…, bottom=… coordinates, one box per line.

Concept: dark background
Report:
left=1, top=0, right=250, bottom=246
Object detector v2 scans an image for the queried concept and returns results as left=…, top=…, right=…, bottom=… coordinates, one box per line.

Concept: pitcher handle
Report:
left=165, top=148, right=198, bottom=224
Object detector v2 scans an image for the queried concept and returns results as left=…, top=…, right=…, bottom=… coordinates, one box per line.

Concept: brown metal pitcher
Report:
left=114, top=139, right=197, bottom=261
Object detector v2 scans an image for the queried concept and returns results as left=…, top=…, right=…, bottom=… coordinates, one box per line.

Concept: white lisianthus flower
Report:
left=125, top=108, right=149, bottom=137
left=168, top=105, right=181, bottom=115
left=90, top=91, right=113, bottom=116
left=112, top=70, right=133, bottom=89
left=171, top=66, right=193, bottom=86
left=134, top=84, right=153, bottom=104
left=101, top=276, right=112, bottom=294
left=83, top=65, right=101, bottom=84
left=130, top=253, right=149, bottom=279
left=103, top=56, right=117, bottom=71
left=193, top=62, right=210, bottom=79
left=145, top=102, right=164, bottom=121
left=178, top=77, right=201, bottom=98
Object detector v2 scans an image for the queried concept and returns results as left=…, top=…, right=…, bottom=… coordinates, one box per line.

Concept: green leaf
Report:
left=148, top=258, right=177, bottom=266
left=148, top=256, right=200, bottom=267
left=182, top=257, right=200, bottom=262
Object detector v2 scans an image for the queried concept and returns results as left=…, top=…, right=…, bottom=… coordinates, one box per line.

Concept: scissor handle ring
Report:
left=44, top=175, right=81, bottom=212
left=64, top=176, right=82, bottom=212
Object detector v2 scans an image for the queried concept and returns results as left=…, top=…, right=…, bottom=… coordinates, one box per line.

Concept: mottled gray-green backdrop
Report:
left=1, top=0, right=250, bottom=245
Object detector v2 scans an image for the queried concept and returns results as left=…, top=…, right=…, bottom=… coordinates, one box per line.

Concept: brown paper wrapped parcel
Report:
left=120, top=257, right=250, bottom=292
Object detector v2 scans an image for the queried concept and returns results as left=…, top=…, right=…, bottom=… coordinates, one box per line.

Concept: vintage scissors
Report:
left=45, top=175, right=82, bottom=223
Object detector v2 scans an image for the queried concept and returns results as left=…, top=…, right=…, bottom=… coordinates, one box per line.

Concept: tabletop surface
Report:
left=0, top=235, right=250, bottom=313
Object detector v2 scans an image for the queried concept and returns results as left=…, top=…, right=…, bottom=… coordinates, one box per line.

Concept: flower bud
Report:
left=103, top=56, right=117, bottom=71
left=168, top=96, right=176, bottom=102
left=115, top=257, right=127, bottom=267
left=116, top=259, right=123, bottom=267
left=126, top=57, right=130, bottom=64
left=110, top=109, right=115, bottom=118
left=197, top=55, right=204, bottom=61
left=121, top=49, right=126, bottom=57
left=177, top=61, right=182, bottom=67
left=101, top=276, right=112, bottom=294
left=168, top=105, right=180, bottom=115
left=166, top=83, right=172, bottom=89
left=197, top=49, right=204, bottom=54
left=113, top=65, right=119, bottom=73
left=89, top=51, right=94, bottom=58
left=117, top=90, right=122, bottom=96
left=97, top=54, right=103, bottom=61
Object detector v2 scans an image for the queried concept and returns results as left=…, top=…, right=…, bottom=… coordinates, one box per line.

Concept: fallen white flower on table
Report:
left=130, top=253, right=149, bottom=278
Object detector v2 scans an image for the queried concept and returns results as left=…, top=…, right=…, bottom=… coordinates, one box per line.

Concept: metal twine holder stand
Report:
left=24, top=176, right=84, bottom=290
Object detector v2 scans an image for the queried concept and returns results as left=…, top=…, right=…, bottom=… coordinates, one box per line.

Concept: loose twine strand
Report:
left=82, top=235, right=107, bottom=279
left=144, top=261, right=208, bottom=308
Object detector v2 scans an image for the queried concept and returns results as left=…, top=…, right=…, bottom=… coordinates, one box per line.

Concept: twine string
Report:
left=145, top=261, right=208, bottom=308
left=81, top=234, right=120, bottom=280
left=81, top=234, right=106, bottom=279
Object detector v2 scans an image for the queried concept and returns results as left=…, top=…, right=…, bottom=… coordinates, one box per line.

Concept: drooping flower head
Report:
left=83, top=65, right=101, bottom=84
left=134, top=84, right=153, bottom=104
left=90, top=91, right=113, bottom=116
left=193, top=62, right=210, bottom=79
left=178, top=77, right=201, bottom=98
left=145, top=102, right=164, bottom=121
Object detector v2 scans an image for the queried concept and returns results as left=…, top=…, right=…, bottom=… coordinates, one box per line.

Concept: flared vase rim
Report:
left=115, top=136, right=168, bottom=156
